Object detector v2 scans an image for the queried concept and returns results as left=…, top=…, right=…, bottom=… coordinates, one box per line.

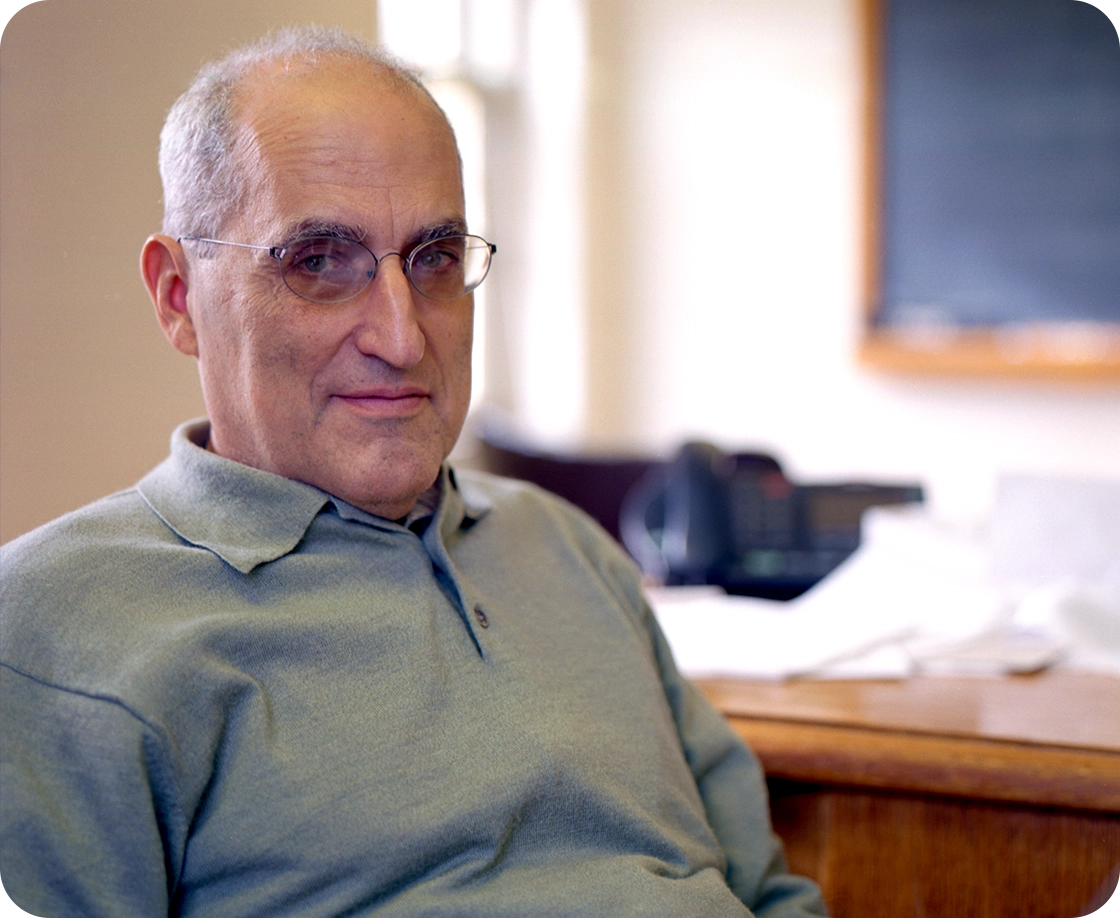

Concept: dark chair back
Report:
left=476, top=431, right=660, bottom=543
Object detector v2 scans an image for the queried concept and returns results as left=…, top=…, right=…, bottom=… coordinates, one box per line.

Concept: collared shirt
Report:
left=0, top=420, right=825, bottom=918
left=399, top=482, right=441, bottom=534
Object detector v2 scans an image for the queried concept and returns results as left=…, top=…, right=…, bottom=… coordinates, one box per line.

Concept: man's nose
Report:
left=352, top=254, right=426, bottom=368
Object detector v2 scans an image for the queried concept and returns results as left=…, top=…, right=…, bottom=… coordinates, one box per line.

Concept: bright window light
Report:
left=518, top=0, right=587, bottom=442
left=465, top=0, right=519, bottom=83
left=378, top=0, right=462, bottom=72
left=427, top=78, right=489, bottom=408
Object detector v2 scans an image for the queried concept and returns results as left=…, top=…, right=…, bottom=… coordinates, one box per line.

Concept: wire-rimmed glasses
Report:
left=178, top=233, right=496, bottom=303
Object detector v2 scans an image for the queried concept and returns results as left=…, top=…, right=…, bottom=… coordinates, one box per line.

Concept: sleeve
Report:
left=0, top=664, right=184, bottom=918
left=646, top=614, right=829, bottom=917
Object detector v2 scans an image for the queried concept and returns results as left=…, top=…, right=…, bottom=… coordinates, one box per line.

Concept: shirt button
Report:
left=473, top=605, right=490, bottom=628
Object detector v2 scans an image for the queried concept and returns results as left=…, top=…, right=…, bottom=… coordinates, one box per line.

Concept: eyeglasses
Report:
left=178, top=233, right=496, bottom=303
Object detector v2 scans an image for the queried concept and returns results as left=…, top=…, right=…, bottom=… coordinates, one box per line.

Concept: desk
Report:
left=697, top=671, right=1120, bottom=918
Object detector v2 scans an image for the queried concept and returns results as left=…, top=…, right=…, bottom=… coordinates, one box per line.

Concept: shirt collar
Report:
left=137, top=419, right=491, bottom=573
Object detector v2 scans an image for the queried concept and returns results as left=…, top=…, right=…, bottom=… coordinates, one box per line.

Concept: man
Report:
left=0, top=27, right=826, bottom=918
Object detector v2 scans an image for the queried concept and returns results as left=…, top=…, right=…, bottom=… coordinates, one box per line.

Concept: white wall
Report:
left=520, top=0, right=1120, bottom=523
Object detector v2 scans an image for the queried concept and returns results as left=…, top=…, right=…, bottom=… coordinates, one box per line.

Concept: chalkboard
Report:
left=863, top=0, right=1120, bottom=377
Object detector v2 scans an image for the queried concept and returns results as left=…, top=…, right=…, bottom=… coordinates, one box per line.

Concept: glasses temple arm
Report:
left=177, top=236, right=278, bottom=256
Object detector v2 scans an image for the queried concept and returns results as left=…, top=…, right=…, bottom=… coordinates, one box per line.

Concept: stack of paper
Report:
left=649, top=473, right=1120, bottom=681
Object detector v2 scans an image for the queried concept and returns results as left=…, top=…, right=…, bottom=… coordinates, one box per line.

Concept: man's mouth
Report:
left=333, top=387, right=429, bottom=417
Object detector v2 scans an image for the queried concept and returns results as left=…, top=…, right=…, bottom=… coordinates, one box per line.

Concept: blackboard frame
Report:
left=858, top=0, right=1120, bottom=380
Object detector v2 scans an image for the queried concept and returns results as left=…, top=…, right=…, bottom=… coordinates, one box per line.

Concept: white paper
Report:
left=649, top=584, right=915, bottom=680
left=649, top=474, right=1120, bottom=681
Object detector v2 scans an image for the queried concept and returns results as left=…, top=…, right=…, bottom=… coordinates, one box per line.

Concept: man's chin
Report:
left=307, top=451, right=445, bottom=520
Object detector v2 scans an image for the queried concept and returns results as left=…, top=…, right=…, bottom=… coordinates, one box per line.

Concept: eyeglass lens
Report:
left=278, top=234, right=492, bottom=303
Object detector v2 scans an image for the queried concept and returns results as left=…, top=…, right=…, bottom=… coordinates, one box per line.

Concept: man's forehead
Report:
left=228, top=58, right=458, bottom=181
left=223, top=56, right=464, bottom=238
left=232, top=54, right=436, bottom=127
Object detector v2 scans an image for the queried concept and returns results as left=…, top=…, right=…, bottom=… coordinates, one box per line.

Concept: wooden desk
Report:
left=697, top=671, right=1120, bottom=918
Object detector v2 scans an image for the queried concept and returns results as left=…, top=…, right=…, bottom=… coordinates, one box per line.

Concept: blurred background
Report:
left=2, top=0, right=1119, bottom=545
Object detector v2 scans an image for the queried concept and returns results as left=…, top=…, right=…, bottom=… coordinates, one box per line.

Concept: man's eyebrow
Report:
left=275, top=219, right=469, bottom=250
left=277, top=220, right=367, bottom=246
left=412, top=220, right=469, bottom=246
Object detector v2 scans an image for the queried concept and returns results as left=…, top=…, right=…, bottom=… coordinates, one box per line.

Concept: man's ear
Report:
left=141, top=234, right=199, bottom=357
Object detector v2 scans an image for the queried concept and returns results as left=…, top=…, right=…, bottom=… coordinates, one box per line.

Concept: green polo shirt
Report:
left=0, top=420, right=825, bottom=918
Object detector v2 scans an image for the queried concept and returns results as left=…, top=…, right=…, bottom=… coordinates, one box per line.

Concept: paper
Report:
left=648, top=585, right=915, bottom=680
left=990, top=473, right=1120, bottom=588
left=649, top=473, right=1120, bottom=681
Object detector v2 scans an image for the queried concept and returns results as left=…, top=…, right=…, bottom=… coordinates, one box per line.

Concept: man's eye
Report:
left=418, top=250, right=446, bottom=269
left=298, top=253, right=330, bottom=274
left=415, top=243, right=462, bottom=272
left=285, top=243, right=348, bottom=276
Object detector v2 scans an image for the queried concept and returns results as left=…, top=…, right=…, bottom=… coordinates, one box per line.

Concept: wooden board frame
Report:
left=857, top=0, right=1120, bottom=381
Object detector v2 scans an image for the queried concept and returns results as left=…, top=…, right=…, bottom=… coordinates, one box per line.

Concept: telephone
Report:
left=620, top=442, right=923, bottom=600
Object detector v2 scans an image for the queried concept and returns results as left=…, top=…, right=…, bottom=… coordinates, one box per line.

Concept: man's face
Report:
left=183, top=63, right=473, bottom=520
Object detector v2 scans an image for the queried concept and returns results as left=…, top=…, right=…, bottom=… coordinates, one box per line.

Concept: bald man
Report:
left=0, top=27, right=826, bottom=918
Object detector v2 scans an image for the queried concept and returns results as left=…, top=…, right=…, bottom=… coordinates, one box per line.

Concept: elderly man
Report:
left=0, top=27, right=825, bottom=918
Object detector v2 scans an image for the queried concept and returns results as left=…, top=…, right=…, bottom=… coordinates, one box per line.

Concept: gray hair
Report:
left=159, top=26, right=446, bottom=239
